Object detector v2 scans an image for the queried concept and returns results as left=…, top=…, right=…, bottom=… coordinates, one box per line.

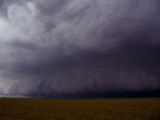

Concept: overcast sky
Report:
left=0, top=0, right=160, bottom=97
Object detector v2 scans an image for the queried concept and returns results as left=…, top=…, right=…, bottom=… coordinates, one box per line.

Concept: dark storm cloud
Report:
left=0, top=0, right=160, bottom=97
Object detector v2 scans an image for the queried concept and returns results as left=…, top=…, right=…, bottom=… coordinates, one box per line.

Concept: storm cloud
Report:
left=0, top=0, right=160, bottom=97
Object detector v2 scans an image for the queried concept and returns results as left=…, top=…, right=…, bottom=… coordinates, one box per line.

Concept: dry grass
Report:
left=0, top=98, right=160, bottom=120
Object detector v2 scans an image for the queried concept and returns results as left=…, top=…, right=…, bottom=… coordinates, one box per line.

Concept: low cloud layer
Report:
left=0, top=0, right=160, bottom=97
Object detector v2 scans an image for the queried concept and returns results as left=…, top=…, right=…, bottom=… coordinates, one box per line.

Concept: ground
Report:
left=0, top=98, right=159, bottom=120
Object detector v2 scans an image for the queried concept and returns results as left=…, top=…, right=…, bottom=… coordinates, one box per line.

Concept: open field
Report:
left=0, top=98, right=159, bottom=120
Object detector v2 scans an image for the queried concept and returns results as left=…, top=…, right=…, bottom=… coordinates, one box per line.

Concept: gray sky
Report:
left=0, top=0, right=160, bottom=97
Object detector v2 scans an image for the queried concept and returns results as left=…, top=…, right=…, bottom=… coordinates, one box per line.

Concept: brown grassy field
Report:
left=0, top=98, right=159, bottom=120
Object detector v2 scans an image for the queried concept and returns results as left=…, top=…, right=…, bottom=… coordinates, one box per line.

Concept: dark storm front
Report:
left=0, top=0, right=160, bottom=97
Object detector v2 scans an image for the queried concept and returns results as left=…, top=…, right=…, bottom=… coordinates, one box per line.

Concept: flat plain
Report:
left=0, top=98, right=159, bottom=120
